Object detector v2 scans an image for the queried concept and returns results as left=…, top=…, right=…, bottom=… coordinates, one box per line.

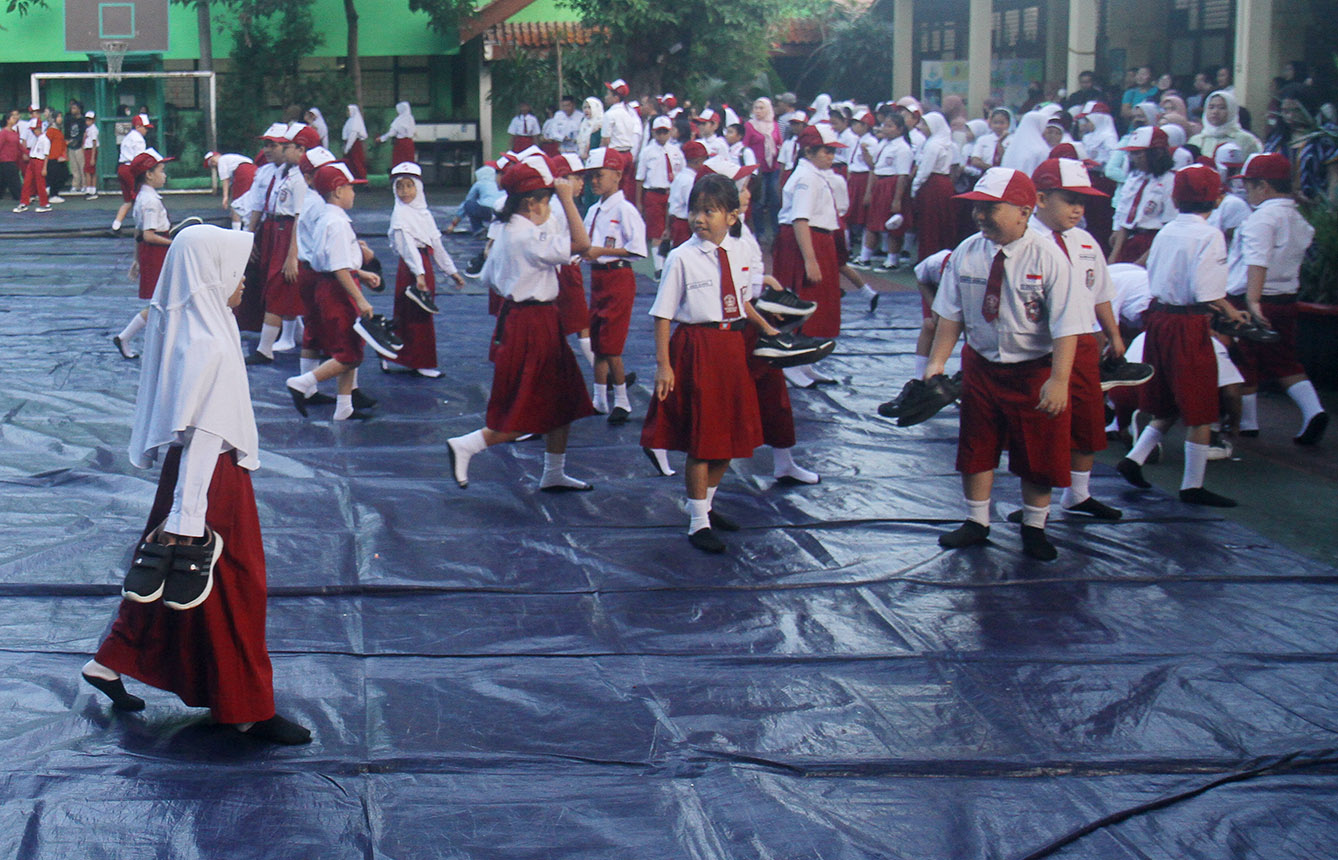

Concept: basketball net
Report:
left=102, top=40, right=128, bottom=83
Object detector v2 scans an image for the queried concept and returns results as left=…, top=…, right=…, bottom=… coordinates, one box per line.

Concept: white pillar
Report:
left=968, top=0, right=993, bottom=115
left=1065, top=0, right=1097, bottom=93
left=1234, top=0, right=1275, bottom=123
left=892, top=0, right=914, bottom=100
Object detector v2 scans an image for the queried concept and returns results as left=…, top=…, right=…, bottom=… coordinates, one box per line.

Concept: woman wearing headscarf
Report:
left=1076, top=102, right=1121, bottom=251
left=808, top=93, right=832, bottom=124
left=1264, top=84, right=1338, bottom=203
left=342, top=104, right=368, bottom=179
left=304, top=107, right=330, bottom=149
left=83, top=225, right=311, bottom=746
left=1158, top=94, right=1201, bottom=136
left=1189, top=89, right=1263, bottom=160
left=1000, top=104, right=1059, bottom=176
left=577, top=97, right=604, bottom=211
left=1077, top=102, right=1120, bottom=167
left=743, top=97, right=783, bottom=241
left=378, top=101, right=417, bottom=167
left=911, top=112, right=957, bottom=261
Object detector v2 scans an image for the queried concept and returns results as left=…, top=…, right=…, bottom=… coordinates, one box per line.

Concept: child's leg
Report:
left=113, top=307, right=151, bottom=358
left=538, top=424, right=592, bottom=491
left=445, top=425, right=525, bottom=488
left=1019, top=478, right=1058, bottom=560
left=606, top=355, right=630, bottom=412
left=940, top=470, right=993, bottom=548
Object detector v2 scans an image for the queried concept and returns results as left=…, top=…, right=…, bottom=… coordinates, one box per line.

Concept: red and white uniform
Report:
left=133, top=183, right=170, bottom=299
left=507, top=113, right=541, bottom=152
left=774, top=158, right=843, bottom=337
left=583, top=189, right=647, bottom=356
left=865, top=135, right=912, bottom=234
left=636, top=138, right=684, bottom=242
left=1113, top=170, right=1177, bottom=261
left=258, top=165, right=305, bottom=316
left=665, top=164, right=696, bottom=247
left=1139, top=213, right=1229, bottom=424
left=215, top=153, right=256, bottom=222
left=933, top=230, right=1087, bottom=487
left=19, top=126, right=50, bottom=207
left=739, top=223, right=797, bottom=449
left=116, top=127, right=147, bottom=203
left=698, top=133, right=728, bottom=161
left=81, top=122, right=99, bottom=176
left=844, top=131, right=876, bottom=226
left=307, top=203, right=365, bottom=365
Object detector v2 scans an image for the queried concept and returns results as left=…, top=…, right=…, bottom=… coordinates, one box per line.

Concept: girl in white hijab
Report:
left=809, top=93, right=832, bottom=124
left=1078, top=103, right=1120, bottom=166
left=84, top=225, right=311, bottom=746
left=912, top=112, right=959, bottom=261
left=386, top=162, right=464, bottom=377
left=304, top=107, right=330, bottom=149
left=342, top=104, right=369, bottom=179
left=378, top=101, right=417, bottom=167
left=1001, top=104, right=1058, bottom=175
left=1189, top=89, right=1262, bottom=158
left=577, top=96, right=603, bottom=159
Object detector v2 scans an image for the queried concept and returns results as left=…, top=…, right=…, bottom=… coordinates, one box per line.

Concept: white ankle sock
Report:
left=966, top=498, right=990, bottom=526
left=275, top=319, right=297, bottom=348
left=859, top=246, right=874, bottom=263
left=1240, top=393, right=1259, bottom=431
left=82, top=658, right=118, bottom=681
left=1021, top=503, right=1049, bottom=528
left=257, top=322, right=280, bottom=357
left=231, top=222, right=242, bottom=231
left=119, top=312, right=147, bottom=343
left=334, top=394, right=354, bottom=420
left=706, top=485, right=718, bottom=511
left=773, top=447, right=819, bottom=483
left=1286, top=380, right=1324, bottom=425
left=111, top=219, right=122, bottom=230
left=592, top=385, right=609, bottom=413
left=612, top=382, right=630, bottom=411
left=579, top=336, right=596, bottom=367
left=286, top=371, right=317, bottom=396
left=914, top=355, right=929, bottom=377
left=648, top=447, right=675, bottom=476
left=1128, top=425, right=1164, bottom=465
left=687, top=498, right=710, bottom=534
left=860, top=283, right=877, bottom=298
left=1061, top=470, right=1091, bottom=508
left=539, top=452, right=590, bottom=489
left=447, top=429, right=487, bottom=485
left=1181, top=441, right=1209, bottom=490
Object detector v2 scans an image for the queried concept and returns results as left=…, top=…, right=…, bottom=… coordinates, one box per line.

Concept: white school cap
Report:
left=651, top=116, right=672, bottom=131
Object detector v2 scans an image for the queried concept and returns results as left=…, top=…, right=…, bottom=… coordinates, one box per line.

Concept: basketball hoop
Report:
left=102, top=40, right=128, bottom=83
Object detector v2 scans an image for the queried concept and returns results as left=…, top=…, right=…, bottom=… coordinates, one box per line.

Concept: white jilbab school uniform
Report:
left=306, top=108, right=330, bottom=149
left=342, top=106, right=367, bottom=155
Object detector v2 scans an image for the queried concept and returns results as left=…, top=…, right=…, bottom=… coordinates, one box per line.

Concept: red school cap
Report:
left=1171, top=163, right=1224, bottom=205
left=1031, top=158, right=1108, bottom=197
left=549, top=152, right=586, bottom=178
left=498, top=153, right=556, bottom=195
left=290, top=124, right=322, bottom=149
left=1120, top=126, right=1169, bottom=151
left=583, top=146, right=629, bottom=173
left=300, top=146, right=337, bottom=174
left=796, top=123, right=846, bottom=149
left=605, top=79, right=630, bottom=97
left=313, top=162, right=365, bottom=196
left=955, top=167, right=1037, bottom=207
left=129, top=147, right=175, bottom=176
left=1240, top=152, right=1290, bottom=181
left=681, top=140, right=709, bottom=162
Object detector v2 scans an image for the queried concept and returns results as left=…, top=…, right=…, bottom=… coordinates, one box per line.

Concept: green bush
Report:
left=1300, top=200, right=1338, bottom=305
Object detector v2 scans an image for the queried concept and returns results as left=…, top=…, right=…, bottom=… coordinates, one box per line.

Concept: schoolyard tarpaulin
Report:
left=1, top=209, right=1336, bottom=859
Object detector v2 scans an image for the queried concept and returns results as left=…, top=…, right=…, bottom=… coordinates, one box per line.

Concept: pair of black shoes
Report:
left=122, top=527, right=222, bottom=611
left=938, top=521, right=1058, bottom=561
left=878, top=374, right=960, bottom=427
left=753, top=332, right=836, bottom=368
left=1116, top=458, right=1237, bottom=507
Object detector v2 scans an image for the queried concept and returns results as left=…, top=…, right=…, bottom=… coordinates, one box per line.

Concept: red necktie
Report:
left=665, top=151, right=674, bottom=183
left=992, top=140, right=1003, bottom=166
left=1124, top=177, right=1149, bottom=228
left=1052, top=230, right=1070, bottom=260
left=719, top=246, right=741, bottom=321
left=262, top=170, right=280, bottom=213
left=981, top=249, right=1005, bottom=322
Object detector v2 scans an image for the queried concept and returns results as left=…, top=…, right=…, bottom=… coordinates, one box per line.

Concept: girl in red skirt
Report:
left=378, top=101, right=417, bottom=168
left=549, top=152, right=597, bottom=369
left=112, top=148, right=175, bottom=360
left=85, top=224, right=311, bottom=745
left=912, top=112, right=958, bottom=262
left=844, top=111, right=876, bottom=251
left=773, top=124, right=846, bottom=386
left=446, top=154, right=597, bottom=491
left=385, top=162, right=464, bottom=377
left=342, top=104, right=368, bottom=180
left=1108, top=126, right=1176, bottom=265
left=856, top=113, right=911, bottom=270
left=641, top=173, right=780, bottom=553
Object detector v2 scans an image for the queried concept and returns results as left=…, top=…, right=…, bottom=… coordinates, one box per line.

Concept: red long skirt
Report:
left=391, top=137, right=415, bottom=168
left=640, top=324, right=764, bottom=460
left=486, top=301, right=596, bottom=434
left=234, top=221, right=269, bottom=333
left=391, top=249, right=438, bottom=369
left=845, top=172, right=870, bottom=227
left=345, top=140, right=368, bottom=180
left=556, top=263, right=589, bottom=336
left=772, top=223, right=841, bottom=338
left=137, top=241, right=168, bottom=300
left=262, top=219, right=304, bottom=317
left=913, top=173, right=956, bottom=262
left=95, top=448, right=276, bottom=724
left=864, top=175, right=909, bottom=235
left=744, top=326, right=796, bottom=449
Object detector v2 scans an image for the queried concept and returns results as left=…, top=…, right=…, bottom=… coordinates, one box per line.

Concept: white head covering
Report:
left=923, top=111, right=951, bottom=142
left=1081, top=110, right=1120, bottom=163
left=578, top=96, right=604, bottom=159
left=307, top=107, right=330, bottom=149
left=1134, top=101, right=1162, bottom=126
left=1200, top=89, right=1242, bottom=139
left=809, top=93, right=832, bottom=123
left=128, top=226, right=260, bottom=471
left=342, top=104, right=368, bottom=152
left=1001, top=106, right=1055, bottom=175
left=966, top=118, right=989, bottom=141
left=388, top=165, right=442, bottom=248
left=388, top=101, right=416, bottom=138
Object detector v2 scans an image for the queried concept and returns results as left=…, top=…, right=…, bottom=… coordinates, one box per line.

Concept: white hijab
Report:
left=1082, top=111, right=1120, bottom=162
left=1001, top=105, right=1056, bottom=175
left=343, top=104, right=367, bottom=151
left=810, top=93, right=832, bottom=123
left=129, top=226, right=259, bottom=471
left=307, top=107, right=330, bottom=149
left=966, top=118, right=989, bottom=142
left=388, top=172, right=442, bottom=248
left=578, top=97, right=604, bottom=158
left=1199, top=90, right=1242, bottom=139
left=387, top=101, right=416, bottom=138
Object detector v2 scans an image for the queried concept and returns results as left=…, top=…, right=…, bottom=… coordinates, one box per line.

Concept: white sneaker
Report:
left=49, top=195, right=65, bottom=204
left=35, top=205, right=52, bottom=213
left=12, top=204, right=27, bottom=213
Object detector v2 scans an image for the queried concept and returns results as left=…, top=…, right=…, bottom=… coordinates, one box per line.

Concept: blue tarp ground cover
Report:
left=1, top=207, right=1336, bottom=859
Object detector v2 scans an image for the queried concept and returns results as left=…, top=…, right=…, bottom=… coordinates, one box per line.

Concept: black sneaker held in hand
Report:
left=753, top=332, right=836, bottom=368
left=353, top=314, right=402, bottom=360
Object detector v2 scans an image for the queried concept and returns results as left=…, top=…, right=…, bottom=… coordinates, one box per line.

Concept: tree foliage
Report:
left=0, top=0, right=46, bottom=30
left=796, top=3, right=898, bottom=106
left=406, top=0, right=475, bottom=35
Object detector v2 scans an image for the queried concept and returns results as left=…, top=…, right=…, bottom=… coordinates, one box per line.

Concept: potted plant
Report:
left=1299, top=198, right=1338, bottom=387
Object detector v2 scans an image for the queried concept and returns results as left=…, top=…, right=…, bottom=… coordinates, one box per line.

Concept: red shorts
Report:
left=312, top=272, right=364, bottom=365
left=1069, top=333, right=1107, bottom=453
left=84, top=148, right=96, bottom=174
left=845, top=172, right=870, bottom=226
left=641, top=189, right=669, bottom=244
left=117, top=164, right=135, bottom=203
left=556, top=263, right=588, bottom=337
left=297, top=262, right=321, bottom=353
left=1229, top=295, right=1305, bottom=385
left=1138, top=307, right=1218, bottom=425
left=1115, top=229, right=1157, bottom=263
left=772, top=223, right=841, bottom=338
left=956, top=346, right=1071, bottom=488
left=640, top=324, right=764, bottom=460
left=137, top=241, right=168, bottom=300
left=486, top=301, right=596, bottom=434
left=619, top=161, right=636, bottom=199
left=589, top=265, right=636, bottom=355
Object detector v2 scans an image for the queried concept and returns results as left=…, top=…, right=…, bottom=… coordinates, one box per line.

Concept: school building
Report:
left=890, top=0, right=1337, bottom=122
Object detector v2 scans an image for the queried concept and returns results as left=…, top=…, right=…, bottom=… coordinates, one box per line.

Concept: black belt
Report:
left=1151, top=300, right=1212, bottom=315
left=1127, top=227, right=1158, bottom=235
left=809, top=227, right=833, bottom=235
left=507, top=298, right=553, bottom=307
left=591, top=261, right=631, bottom=270
left=685, top=319, right=746, bottom=331
left=643, top=188, right=669, bottom=193
left=268, top=214, right=295, bottom=223
left=1261, top=293, right=1298, bottom=305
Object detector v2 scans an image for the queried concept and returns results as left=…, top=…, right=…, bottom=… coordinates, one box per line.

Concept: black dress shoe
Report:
left=305, top=392, right=336, bottom=406
left=238, top=713, right=312, bottom=745
left=286, top=385, right=309, bottom=417
left=112, top=335, right=138, bottom=360
left=689, top=527, right=726, bottom=553
left=939, top=520, right=990, bottom=549
left=1295, top=412, right=1328, bottom=446
left=83, top=672, right=145, bottom=711
left=1064, top=497, right=1123, bottom=520
left=351, top=389, right=377, bottom=410
left=607, top=406, right=630, bottom=425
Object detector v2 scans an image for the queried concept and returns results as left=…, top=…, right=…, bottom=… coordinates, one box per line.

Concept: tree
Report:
left=406, top=0, right=475, bottom=37
left=798, top=4, right=899, bottom=107
left=343, top=0, right=362, bottom=107
left=0, top=0, right=47, bottom=30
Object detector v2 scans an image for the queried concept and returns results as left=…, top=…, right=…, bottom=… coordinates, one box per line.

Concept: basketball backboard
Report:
left=65, top=0, right=169, bottom=53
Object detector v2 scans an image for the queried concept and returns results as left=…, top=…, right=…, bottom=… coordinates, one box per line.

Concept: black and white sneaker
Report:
left=168, top=216, right=205, bottom=239
left=752, top=332, right=836, bottom=368
left=464, top=252, right=486, bottom=278
left=122, top=531, right=173, bottom=603
left=406, top=287, right=440, bottom=314
left=755, top=287, right=817, bottom=320
left=1212, top=314, right=1281, bottom=343
left=162, top=528, right=223, bottom=611
left=1099, top=355, right=1155, bottom=391
left=353, top=314, right=402, bottom=359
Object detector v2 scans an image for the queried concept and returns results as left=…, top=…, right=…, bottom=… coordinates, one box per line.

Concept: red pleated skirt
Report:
left=95, top=448, right=276, bottom=724
left=772, top=223, right=841, bottom=338
left=642, top=189, right=669, bottom=243
left=1115, top=230, right=1157, bottom=264
left=913, top=173, right=956, bottom=262
left=262, top=218, right=304, bottom=317
left=486, top=301, right=596, bottom=434
left=864, top=174, right=909, bottom=235
left=391, top=249, right=438, bottom=369
left=640, top=324, right=764, bottom=460
left=1086, top=173, right=1117, bottom=255
left=391, top=137, right=415, bottom=167
left=346, top=140, right=368, bottom=180
left=137, top=241, right=168, bottom=300
left=845, top=172, right=870, bottom=226
left=556, top=263, right=588, bottom=336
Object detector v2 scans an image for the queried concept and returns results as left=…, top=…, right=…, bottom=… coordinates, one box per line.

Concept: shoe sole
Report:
left=286, top=384, right=310, bottom=417
left=753, top=341, right=835, bottom=367
left=353, top=318, right=401, bottom=360
left=538, top=483, right=595, bottom=493
left=643, top=447, right=674, bottom=477
left=163, top=531, right=223, bottom=611
left=122, top=580, right=165, bottom=603
left=407, top=292, right=440, bottom=314
left=1100, top=376, right=1154, bottom=391
left=112, top=335, right=138, bottom=360
left=754, top=300, right=816, bottom=318
left=1295, top=412, right=1329, bottom=446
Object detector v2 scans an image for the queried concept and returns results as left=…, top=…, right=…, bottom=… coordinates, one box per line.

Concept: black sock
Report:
left=83, top=672, right=145, bottom=711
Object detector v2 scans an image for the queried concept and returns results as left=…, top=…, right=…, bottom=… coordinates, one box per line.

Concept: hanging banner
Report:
left=920, top=60, right=970, bottom=107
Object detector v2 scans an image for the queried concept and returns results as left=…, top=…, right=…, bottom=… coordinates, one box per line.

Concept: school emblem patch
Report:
left=722, top=293, right=738, bottom=315
left=982, top=293, right=1000, bottom=318
left=1143, top=199, right=1159, bottom=216
left=1024, top=298, right=1042, bottom=322
left=1086, top=268, right=1095, bottom=289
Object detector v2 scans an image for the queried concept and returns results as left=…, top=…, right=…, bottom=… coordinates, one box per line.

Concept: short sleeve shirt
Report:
left=584, top=190, right=648, bottom=264
left=1145, top=213, right=1229, bottom=305
left=481, top=214, right=572, bottom=302
left=311, top=204, right=361, bottom=273
left=1230, top=197, right=1315, bottom=296
left=133, top=184, right=170, bottom=233
left=778, top=160, right=841, bottom=231
left=649, top=234, right=753, bottom=323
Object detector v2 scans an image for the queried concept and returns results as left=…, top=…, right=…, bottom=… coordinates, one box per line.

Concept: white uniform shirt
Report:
left=549, top=109, right=582, bottom=152
left=243, top=162, right=279, bottom=221
left=1113, top=171, right=1177, bottom=230
left=1108, top=262, right=1152, bottom=325
left=908, top=126, right=927, bottom=160
left=296, top=182, right=326, bottom=262
left=778, top=159, right=841, bottom=231
left=1212, top=194, right=1251, bottom=294
left=912, top=138, right=954, bottom=195
left=835, top=128, right=860, bottom=166
left=584, top=190, right=648, bottom=264
left=873, top=137, right=912, bottom=176
left=215, top=153, right=252, bottom=182
left=698, top=133, right=728, bottom=160
left=27, top=131, right=51, bottom=160
left=311, top=204, right=362, bottom=274
left=133, top=184, right=170, bottom=233
left=973, top=132, right=1010, bottom=168
left=649, top=233, right=752, bottom=324
left=728, top=140, right=757, bottom=168
left=391, top=227, right=457, bottom=278
left=914, top=248, right=954, bottom=288
left=667, top=166, right=696, bottom=219
left=739, top=224, right=766, bottom=299
left=118, top=128, right=146, bottom=165
left=1030, top=218, right=1109, bottom=333
left=82, top=123, right=100, bottom=150
left=1228, top=197, right=1315, bottom=297
left=507, top=114, right=541, bottom=137
left=602, top=102, right=640, bottom=151
left=636, top=139, right=684, bottom=190
left=777, top=138, right=800, bottom=172
left=481, top=214, right=571, bottom=303
left=849, top=132, right=877, bottom=173
left=932, top=230, right=1087, bottom=363
left=1145, top=213, right=1229, bottom=305
left=270, top=165, right=305, bottom=218
left=19, top=118, right=39, bottom=150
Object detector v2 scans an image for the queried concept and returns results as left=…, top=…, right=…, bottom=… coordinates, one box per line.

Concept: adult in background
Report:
left=66, top=101, right=86, bottom=194
left=1264, top=84, right=1338, bottom=204
left=0, top=110, right=22, bottom=202
left=1121, top=66, right=1159, bottom=124
left=1064, top=70, right=1106, bottom=110
left=744, top=97, right=783, bottom=242
left=1189, top=89, right=1262, bottom=161
left=775, top=92, right=799, bottom=135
